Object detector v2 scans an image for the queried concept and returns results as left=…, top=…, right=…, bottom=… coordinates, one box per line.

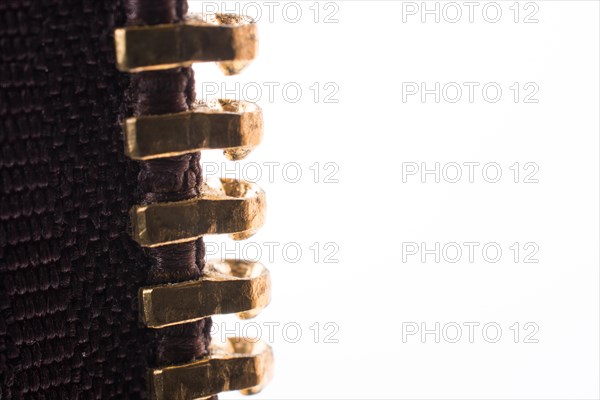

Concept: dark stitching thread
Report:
left=124, top=0, right=213, bottom=369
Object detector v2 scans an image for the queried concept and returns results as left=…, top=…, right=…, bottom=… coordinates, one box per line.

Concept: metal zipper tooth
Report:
left=149, top=338, right=274, bottom=400
left=115, top=13, right=258, bottom=74
left=123, top=99, right=263, bottom=161
left=139, top=260, right=271, bottom=329
left=129, top=178, right=266, bottom=248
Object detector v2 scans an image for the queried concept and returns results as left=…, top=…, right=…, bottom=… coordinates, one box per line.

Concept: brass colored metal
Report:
left=123, top=100, right=263, bottom=161
left=115, top=13, right=257, bottom=73
left=149, top=338, right=273, bottom=400
left=130, top=178, right=265, bottom=247
left=140, top=260, right=270, bottom=328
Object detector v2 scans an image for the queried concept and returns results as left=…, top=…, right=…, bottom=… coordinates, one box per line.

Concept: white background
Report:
left=189, top=1, right=599, bottom=399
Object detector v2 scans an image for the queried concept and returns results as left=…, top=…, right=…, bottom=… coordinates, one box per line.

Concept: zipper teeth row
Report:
left=116, top=1, right=273, bottom=399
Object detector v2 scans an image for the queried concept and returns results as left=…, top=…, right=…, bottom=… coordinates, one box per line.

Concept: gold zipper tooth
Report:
left=130, top=178, right=266, bottom=248
left=123, top=100, right=263, bottom=161
left=149, top=338, right=274, bottom=400
left=115, top=13, right=258, bottom=73
left=140, top=260, right=271, bottom=329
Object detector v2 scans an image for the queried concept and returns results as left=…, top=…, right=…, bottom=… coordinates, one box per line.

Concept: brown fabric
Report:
left=0, top=0, right=210, bottom=397
left=0, top=1, right=148, bottom=398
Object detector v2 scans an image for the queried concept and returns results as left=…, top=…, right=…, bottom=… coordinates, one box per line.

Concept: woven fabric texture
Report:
left=0, top=0, right=151, bottom=398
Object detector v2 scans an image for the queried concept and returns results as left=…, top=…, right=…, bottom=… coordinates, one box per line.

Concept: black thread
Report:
left=124, top=0, right=213, bottom=369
